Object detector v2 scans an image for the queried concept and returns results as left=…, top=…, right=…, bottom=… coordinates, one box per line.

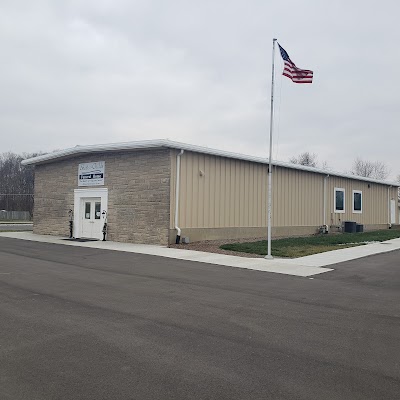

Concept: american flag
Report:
left=278, top=43, right=313, bottom=84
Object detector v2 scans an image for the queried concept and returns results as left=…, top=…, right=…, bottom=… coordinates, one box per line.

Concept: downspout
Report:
left=388, top=185, right=392, bottom=228
left=323, top=174, right=329, bottom=232
left=174, top=150, right=184, bottom=243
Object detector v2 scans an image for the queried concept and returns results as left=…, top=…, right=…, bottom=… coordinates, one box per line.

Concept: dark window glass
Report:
left=85, top=202, right=91, bottom=219
left=95, top=202, right=101, bottom=219
left=336, top=190, right=344, bottom=211
left=354, top=192, right=362, bottom=212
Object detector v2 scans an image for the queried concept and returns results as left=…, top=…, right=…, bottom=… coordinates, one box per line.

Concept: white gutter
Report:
left=174, top=150, right=184, bottom=243
left=323, top=174, right=329, bottom=229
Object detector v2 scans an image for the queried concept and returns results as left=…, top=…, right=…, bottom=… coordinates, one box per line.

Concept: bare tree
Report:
left=350, top=158, right=389, bottom=180
left=320, top=161, right=332, bottom=171
left=289, top=152, right=318, bottom=167
left=0, top=152, right=44, bottom=215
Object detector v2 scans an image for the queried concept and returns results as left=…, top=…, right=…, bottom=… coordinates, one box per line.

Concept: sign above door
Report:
left=78, top=161, right=105, bottom=186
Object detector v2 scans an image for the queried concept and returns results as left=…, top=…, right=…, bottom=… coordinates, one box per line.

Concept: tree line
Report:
left=0, top=151, right=398, bottom=214
left=0, top=152, right=42, bottom=215
left=289, top=151, right=397, bottom=182
left=290, top=152, right=400, bottom=202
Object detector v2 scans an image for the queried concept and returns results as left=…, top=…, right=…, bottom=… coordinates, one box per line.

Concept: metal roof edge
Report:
left=20, top=139, right=171, bottom=166
left=21, top=139, right=399, bottom=187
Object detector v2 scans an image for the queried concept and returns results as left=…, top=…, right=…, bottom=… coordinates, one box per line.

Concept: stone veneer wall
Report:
left=33, top=149, right=171, bottom=245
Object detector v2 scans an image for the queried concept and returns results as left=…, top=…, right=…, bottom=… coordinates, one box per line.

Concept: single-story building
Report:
left=22, top=139, right=399, bottom=245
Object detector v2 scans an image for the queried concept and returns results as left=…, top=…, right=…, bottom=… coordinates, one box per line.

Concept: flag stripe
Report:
left=283, top=68, right=313, bottom=75
left=283, top=71, right=313, bottom=77
left=283, top=73, right=313, bottom=79
left=283, top=77, right=313, bottom=83
left=283, top=68, right=313, bottom=76
left=283, top=71, right=313, bottom=78
left=283, top=61, right=313, bottom=74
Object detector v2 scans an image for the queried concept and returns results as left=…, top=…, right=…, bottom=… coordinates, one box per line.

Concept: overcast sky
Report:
left=1, top=1, right=399, bottom=178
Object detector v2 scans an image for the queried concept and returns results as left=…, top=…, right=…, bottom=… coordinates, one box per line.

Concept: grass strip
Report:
left=220, top=229, right=400, bottom=258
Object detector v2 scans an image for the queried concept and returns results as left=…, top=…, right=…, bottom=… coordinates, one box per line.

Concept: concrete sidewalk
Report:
left=1, top=231, right=400, bottom=277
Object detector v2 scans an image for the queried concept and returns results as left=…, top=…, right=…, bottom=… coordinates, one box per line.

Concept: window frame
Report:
left=352, top=190, right=362, bottom=214
left=334, top=187, right=345, bottom=214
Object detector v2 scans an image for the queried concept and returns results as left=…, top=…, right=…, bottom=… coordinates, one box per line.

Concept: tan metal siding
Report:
left=170, top=149, right=397, bottom=230
left=170, top=150, right=269, bottom=229
left=272, top=167, right=324, bottom=227
left=170, top=151, right=324, bottom=229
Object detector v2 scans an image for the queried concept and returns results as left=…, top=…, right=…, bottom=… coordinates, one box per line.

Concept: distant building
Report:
left=22, top=140, right=399, bottom=245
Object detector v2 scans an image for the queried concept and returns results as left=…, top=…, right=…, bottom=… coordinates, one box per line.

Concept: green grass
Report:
left=220, top=229, right=400, bottom=258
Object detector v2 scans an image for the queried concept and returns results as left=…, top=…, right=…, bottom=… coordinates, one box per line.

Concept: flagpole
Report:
left=265, top=38, right=277, bottom=259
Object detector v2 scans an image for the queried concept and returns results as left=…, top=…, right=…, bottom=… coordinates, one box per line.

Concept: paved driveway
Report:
left=0, top=223, right=32, bottom=232
left=0, top=237, right=399, bottom=400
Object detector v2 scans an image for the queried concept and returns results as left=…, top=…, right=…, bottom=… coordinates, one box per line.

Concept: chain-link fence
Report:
left=0, top=194, right=34, bottom=219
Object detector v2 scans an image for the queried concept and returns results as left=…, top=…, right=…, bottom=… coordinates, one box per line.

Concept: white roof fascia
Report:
left=21, top=139, right=399, bottom=187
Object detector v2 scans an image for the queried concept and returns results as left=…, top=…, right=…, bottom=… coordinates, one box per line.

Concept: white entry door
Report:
left=81, top=198, right=102, bottom=239
left=390, top=199, right=396, bottom=224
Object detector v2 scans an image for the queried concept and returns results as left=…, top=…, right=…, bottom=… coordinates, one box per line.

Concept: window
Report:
left=334, top=188, right=345, bottom=213
left=85, top=202, right=91, bottom=219
left=95, top=202, right=101, bottom=219
left=353, top=190, right=362, bottom=213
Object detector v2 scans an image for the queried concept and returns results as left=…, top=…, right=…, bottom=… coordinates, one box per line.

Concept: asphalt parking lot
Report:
left=0, top=237, right=399, bottom=400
